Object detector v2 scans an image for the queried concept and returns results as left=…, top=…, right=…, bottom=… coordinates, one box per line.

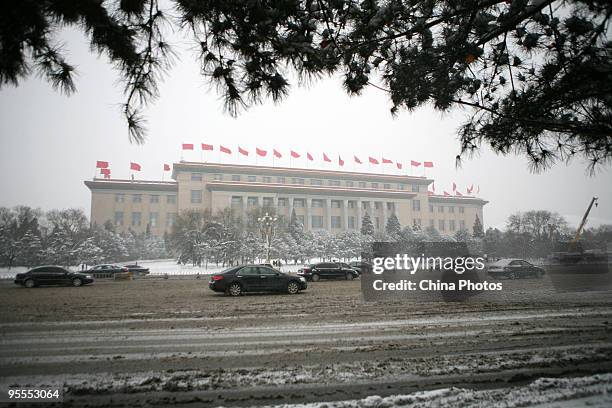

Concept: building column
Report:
left=342, top=199, right=348, bottom=231
left=288, top=196, right=294, bottom=221
left=326, top=199, right=332, bottom=232
left=382, top=202, right=388, bottom=232
left=357, top=199, right=362, bottom=231
left=305, top=197, right=311, bottom=231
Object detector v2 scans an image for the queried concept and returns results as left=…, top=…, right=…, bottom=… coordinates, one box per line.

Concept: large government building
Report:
left=85, top=162, right=487, bottom=237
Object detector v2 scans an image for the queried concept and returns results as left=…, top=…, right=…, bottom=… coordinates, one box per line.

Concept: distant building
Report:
left=85, top=162, right=487, bottom=236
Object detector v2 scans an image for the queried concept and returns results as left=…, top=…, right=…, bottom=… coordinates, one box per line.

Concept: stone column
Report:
left=357, top=199, right=363, bottom=231
left=326, top=199, right=332, bottom=232
left=382, top=201, right=388, bottom=232
left=305, top=197, right=311, bottom=230
left=342, top=199, right=348, bottom=231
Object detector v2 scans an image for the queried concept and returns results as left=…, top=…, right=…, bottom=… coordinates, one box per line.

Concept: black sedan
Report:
left=85, top=264, right=129, bottom=277
left=297, top=262, right=359, bottom=281
left=15, top=266, right=94, bottom=288
left=209, top=265, right=307, bottom=296
left=124, top=264, right=150, bottom=276
left=487, top=259, right=545, bottom=279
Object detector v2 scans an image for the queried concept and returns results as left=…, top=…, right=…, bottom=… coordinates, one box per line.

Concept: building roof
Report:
left=84, top=178, right=178, bottom=192
left=428, top=194, right=488, bottom=205
left=172, top=161, right=434, bottom=185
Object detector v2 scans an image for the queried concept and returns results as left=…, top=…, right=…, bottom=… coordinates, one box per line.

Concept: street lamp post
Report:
left=257, top=212, right=278, bottom=263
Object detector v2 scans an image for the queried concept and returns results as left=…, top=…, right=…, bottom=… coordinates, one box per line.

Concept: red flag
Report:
left=220, top=145, right=232, bottom=154
left=424, top=161, right=434, bottom=168
left=307, top=152, right=313, bottom=161
left=100, top=168, right=111, bottom=175
left=410, top=160, right=421, bottom=167
left=369, top=157, right=379, bottom=164
left=130, top=162, right=141, bottom=171
left=239, top=147, right=249, bottom=156
left=338, top=156, right=344, bottom=166
left=96, top=160, right=109, bottom=169
left=291, top=150, right=300, bottom=159
left=323, top=153, right=331, bottom=162
left=274, top=149, right=282, bottom=159
left=201, top=143, right=213, bottom=151
left=396, top=162, right=403, bottom=170
left=452, top=182, right=457, bottom=191
left=456, top=191, right=463, bottom=197
left=443, top=191, right=450, bottom=196
left=354, top=156, right=362, bottom=164
left=163, top=164, right=171, bottom=171
left=256, top=148, right=267, bottom=157
left=182, top=143, right=194, bottom=150
left=382, top=157, right=393, bottom=164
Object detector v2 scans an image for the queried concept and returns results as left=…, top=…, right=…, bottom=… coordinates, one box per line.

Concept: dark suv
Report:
left=297, top=262, right=359, bottom=282
left=14, top=266, right=94, bottom=288
left=209, top=265, right=307, bottom=296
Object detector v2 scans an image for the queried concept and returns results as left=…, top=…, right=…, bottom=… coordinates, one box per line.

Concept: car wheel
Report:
left=287, top=281, right=300, bottom=294
left=72, top=278, right=83, bottom=287
left=24, top=279, right=35, bottom=288
left=508, top=272, right=517, bottom=280
left=227, top=282, right=242, bottom=296
left=311, top=273, right=320, bottom=282
left=345, top=272, right=354, bottom=281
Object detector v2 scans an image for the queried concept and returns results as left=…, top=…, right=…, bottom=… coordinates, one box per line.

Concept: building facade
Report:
left=85, top=162, right=487, bottom=236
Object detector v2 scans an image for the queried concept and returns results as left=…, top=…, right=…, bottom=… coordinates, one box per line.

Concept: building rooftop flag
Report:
left=382, top=157, right=393, bottom=164
left=291, top=150, right=300, bottom=159
left=452, top=182, right=457, bottom=191
left=339, top=156, right=344, bottom=166
left=396, top=162, right=403, bottom=170
left=411, top=160, right=421, bottom=167
left=274, top=149, right=282, bottom=158
left=202, top=143, right=213, bottom=151
left=256, top=148, right=267, bottom=157
left=182, top=143, right=194, bottom=150
left=163, top=164, right=170, bottom=171
left=220, top=145, right=232, bottom=154
left=443, top=191, right=450, bottom=196
left=130, top=162, right=141, bottom=171
left=239, top=147, right=249, bottom=156
left=96, top=160, right=109, bottom=168
left=354, top=155, right=362, bottom=164
left=369, top=157, right=379, bottom=164
left=424, top=161, right=434, bottom=168
left=323, top=153, right=331, bottom=162
left=100, top=168, right=110, bottom=175
left=307, top=152, right=313, bottom=161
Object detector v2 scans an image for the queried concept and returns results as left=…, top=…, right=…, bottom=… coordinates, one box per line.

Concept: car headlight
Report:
left=85, top=275, right=92, bottom=279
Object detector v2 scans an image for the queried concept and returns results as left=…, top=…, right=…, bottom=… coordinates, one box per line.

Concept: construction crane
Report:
left=571, top=196, right=599, bottom=245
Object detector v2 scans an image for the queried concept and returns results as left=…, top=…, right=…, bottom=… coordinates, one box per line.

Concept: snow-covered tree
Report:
left=385, top=213, right=402, bottom=238
left=360, top=213, right=375, bottom=236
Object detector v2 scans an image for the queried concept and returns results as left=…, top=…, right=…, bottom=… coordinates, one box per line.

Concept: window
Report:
left=292, top=177, right=305, bottom=184
left=459, top=206, right=465, bottom=214
left=131, top=212, right=141, bottom=226
left=331, top=216, right=342, bottom=228
left=449, top=206, right=455, bottom=213
left=375, top=202, right=382, bottom=210
left=311, top=215, right=323, bottom=228
left=358, top=182, right=366, bottom=188
left=115, top=193, right=124, bottom=203
left=412, top=184, right=419, bottom=192
left=239, top=266, right=259, bottom=276
left=114, top=212, right=124, bottom=226
left=429, top=204, right=434, bottom=213
left=278, top=197, right=288, bottom=207
left=190, top=190, right=202, bottom=204
left=311, top=199, right=324, bottom=208
left=231, top=196, right=242, bottom=206
left=247, top=197, right=258, bottom=207
left=311, top=179, right=322, bottom=186
left=328, top=180, right=341, bottom=186
left=398, top=183, right=405, bottom=190
left=213, top=174, right=223, bottom=181
left=412, top=200, right=421, bottom=211
left=191, top=173, right=202, bottom=181
left=346, top=181, right=354, bottom=187
left=331, top=200, right=342, bottom=208
left=277, top=176, right=286, bottom=183
left=149, top=212, right=159, bottom=227
left=384, top=183, right=391, bottom=189
left=371, top=182, right=379, bottom=189
left=348, top=201, right=356, bottom=209
left=387, top=202, right=395, bottom=211
left=167, top=213, right=177, bottom=227
left=248, top=175, right=257, bottom=182
left=449, top=220, right=456, bottom=231
left=262, top=197, right=274, bottom=207
left=348, top=216, right=356, bottom=229
left=438, top=206, right=444, bottom=213
left=438, top=220, right=445, bottom=231
left=459, top=220, right=465, bottom=230
left=231, top=175, right=241, bottom=182
left=150, top=195, right=159, bottom=204
left=263, top=176, right=272, bottom=183
left=132, top=194, right=142, bottom=203
left=362, top=201, right=369, bottom=210
left=294, top=198, right=305, bottom=208
left=167, top=195, right=176, bottom=204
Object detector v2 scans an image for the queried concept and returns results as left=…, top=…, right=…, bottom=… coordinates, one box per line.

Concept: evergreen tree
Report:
left=385, top=213, right=402, bottom=238
left=473, top=215, right=485, bottom=238
left=360, top=213, right=375, bottom=236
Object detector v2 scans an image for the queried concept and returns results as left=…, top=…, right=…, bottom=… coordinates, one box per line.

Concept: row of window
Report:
left=115, top=193, right=176, bottom=204
left=429, top=204, right=465, bottom=214
left=430, top=219, right=465, bottom=231
left=226, top=195, right=397, bottom=211
left=114, top=212, right=177, bottom=227
left=198, top=173, right=422, bottom=191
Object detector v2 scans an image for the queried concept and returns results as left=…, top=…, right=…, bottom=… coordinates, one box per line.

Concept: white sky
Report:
left=0, top=26, right=610, bottom=230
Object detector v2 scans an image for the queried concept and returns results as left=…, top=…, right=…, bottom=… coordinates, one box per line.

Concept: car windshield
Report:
left=221, top=266, right=242, bottom=275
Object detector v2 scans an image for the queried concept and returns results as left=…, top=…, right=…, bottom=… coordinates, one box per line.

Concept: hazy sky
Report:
left=0, top=26, right=610, bottom=230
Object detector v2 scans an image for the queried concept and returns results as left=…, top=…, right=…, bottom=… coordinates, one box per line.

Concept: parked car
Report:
left=297, top=262, right=359, bottom=281
left=86, top=264, right=129, bottom=277
left=209, top=265, right=307, bottom=296
left=124, top=264, right=150, bottom=276
left=348, top=261, right=372, bottom=275
left=14, top=266, right=94, bottom=288
left=487, top=259, right=545, bottom=279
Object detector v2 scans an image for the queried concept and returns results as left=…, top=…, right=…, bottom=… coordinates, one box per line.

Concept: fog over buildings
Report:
left=0, top=27, right=610, bottom=230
